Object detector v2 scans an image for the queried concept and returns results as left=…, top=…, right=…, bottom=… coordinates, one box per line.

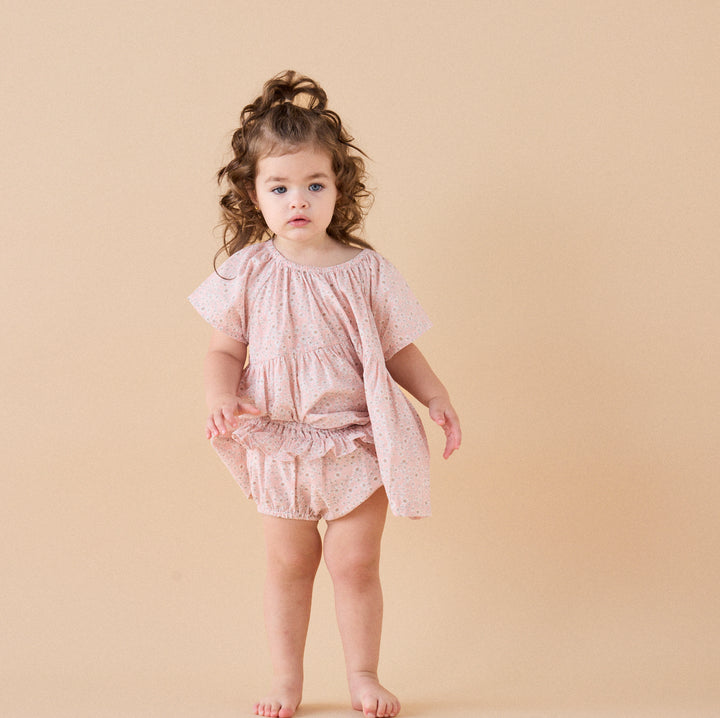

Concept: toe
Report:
left=363, top=697, right=378, bottom=718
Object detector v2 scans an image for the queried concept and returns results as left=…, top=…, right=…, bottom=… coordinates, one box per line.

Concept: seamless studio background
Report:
left=2, top=2, right=719, bottom=717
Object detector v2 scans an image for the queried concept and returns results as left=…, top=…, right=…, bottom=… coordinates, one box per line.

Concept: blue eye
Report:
left=271, top=186, right=287, bottom=194
left=309, top=183, right=323, bottom=192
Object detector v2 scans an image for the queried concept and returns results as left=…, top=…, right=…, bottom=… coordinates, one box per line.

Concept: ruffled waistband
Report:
left=230, top=417, right=374, bottom=462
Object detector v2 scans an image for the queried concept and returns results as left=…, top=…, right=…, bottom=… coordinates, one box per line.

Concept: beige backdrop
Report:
left=2, top=1, right=719, bottom=717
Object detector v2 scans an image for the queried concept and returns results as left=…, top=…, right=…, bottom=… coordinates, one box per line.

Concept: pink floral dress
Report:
left=189, top=239, right=432, bottom=520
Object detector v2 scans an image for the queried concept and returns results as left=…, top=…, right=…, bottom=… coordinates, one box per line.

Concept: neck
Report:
left=272, top=236, right=362, bottom=268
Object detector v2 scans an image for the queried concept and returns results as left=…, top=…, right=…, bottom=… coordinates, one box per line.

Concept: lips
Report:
left=288, top=215, right=310, bottom=226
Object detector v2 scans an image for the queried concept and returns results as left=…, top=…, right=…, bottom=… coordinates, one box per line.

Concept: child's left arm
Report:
left=385, top=343, right=462, bottom=459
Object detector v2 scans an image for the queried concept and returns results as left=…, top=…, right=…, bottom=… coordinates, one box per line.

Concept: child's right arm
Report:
left=204, top=329, right=261, bottom=439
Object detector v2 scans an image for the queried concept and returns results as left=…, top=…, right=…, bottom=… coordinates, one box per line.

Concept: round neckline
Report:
left=268, top=239, right=368, bottom=272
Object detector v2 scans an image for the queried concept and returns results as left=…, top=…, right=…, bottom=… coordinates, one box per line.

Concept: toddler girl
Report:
left=189, top=71, right=461, bottom=718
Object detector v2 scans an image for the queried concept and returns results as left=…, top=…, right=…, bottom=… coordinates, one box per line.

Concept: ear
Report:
left=248, top=188, right=258, bottom=205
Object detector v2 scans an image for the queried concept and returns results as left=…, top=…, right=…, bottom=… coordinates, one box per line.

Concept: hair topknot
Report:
left=214, top=70, right=373, bottom=270
left=245, top=70, right=329, bottom=112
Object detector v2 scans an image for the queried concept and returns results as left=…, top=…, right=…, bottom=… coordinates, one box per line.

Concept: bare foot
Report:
left=349, top=672, right=400, bottom=718
left=253, top=679, right=302, bottom=718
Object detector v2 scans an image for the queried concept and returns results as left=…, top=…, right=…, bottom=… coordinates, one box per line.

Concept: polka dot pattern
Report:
left=189, top=239, right=433, bottom=519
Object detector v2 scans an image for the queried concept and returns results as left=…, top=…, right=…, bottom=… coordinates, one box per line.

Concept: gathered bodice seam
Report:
left=246, top=340, right=359, bottom=368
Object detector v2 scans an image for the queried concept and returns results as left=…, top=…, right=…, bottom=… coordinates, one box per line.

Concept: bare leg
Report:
left=323, top=488, right=400, bottom=718
left=254, top=516, right=322, bottom=718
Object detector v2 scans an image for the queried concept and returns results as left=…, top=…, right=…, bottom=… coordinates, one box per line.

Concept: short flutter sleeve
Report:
left=370, top=255, right=432, bottom=360
left=188, top=253, right=249, bottom=344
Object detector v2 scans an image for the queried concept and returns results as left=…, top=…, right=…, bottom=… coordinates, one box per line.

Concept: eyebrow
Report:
left=262, top=172, right=332, bottom=184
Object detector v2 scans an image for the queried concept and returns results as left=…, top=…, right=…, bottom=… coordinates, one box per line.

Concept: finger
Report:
left=446, top=418, right=461, bottom=444
left=443, top=426, right=462, bottom=459
left=450, top=422, right=462, bottom=448
left=222, top=407, right=238, bottom=427
left=237, top=402, right=261, bottom=415
left=430, top=407, right=446, bottom=426
left=207, top=416, right=221, bottom=438
left=213, top=410, right=230, bottom=435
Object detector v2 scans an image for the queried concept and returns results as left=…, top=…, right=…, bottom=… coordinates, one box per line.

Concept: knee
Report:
left=267, top=543, right=321, bottom=581
left=324, top=548, right=380, bottom=587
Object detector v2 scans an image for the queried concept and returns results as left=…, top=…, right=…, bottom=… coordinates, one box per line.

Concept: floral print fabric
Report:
left=189, top=239, right=432, bottom=519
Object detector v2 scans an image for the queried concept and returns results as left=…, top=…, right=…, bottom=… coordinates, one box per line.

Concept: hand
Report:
left=428, top=396, right=462, bottom=459
left=206, top=393, right=261, bottom=439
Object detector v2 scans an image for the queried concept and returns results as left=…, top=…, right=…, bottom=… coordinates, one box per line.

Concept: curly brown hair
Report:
left=214, top=71, right=373, bottom=269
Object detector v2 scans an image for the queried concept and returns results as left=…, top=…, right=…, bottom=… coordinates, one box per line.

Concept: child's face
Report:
left=253, top=145, right=338, bottom=248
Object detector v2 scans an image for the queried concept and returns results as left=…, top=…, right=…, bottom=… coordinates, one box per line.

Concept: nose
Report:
left=289, top=190, right=309, bottom=209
